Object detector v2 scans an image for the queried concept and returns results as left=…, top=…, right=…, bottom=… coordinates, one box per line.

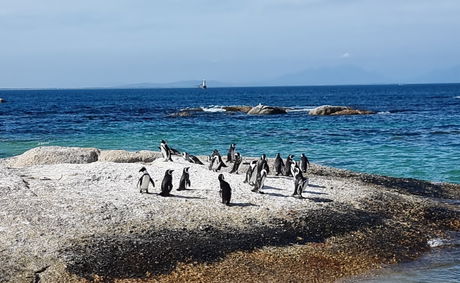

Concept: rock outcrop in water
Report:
left=0, top=98, right=5, bottom=103
left=222, top=105, right=252, bottom=113
left=247, top=104, right=287, bottom=115
left=169, top=105, right=283, bottom=117
left=309, top=105, right=375, bottom=116
left=0, top=147, right=459, bottom=282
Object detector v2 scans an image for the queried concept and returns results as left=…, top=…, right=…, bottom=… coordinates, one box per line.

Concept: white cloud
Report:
left=341, top=52, right=351, bottom=58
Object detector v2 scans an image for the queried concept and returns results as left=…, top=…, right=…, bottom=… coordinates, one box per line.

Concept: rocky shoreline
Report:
left=0, top=147, right=459, bottom=282
left=168, top=104, right=375, bottom=117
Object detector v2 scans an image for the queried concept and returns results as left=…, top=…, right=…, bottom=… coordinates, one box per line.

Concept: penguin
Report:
left=159, top=140, right=173, bottom=162
left=137, top=167, right=155, bottom=193
left=218, top=174, right=231, bottom=205
left=227, top=143, right=236, bottom=162
left=252, top=169, right=267, bottom=193
left=210, top=149, right=221, bottom=159
left=293, top=168, right=308, bottom=198
left=273, top=153, right=285, bottom=176
left=284, top=155, right=294, bottom=176
left=229, top=152, right=242, bottom=174
left=244, top=160, right=258, bottom=184
left=300, top=153, right=310, bottom=173
left=290, top=161, right=301, bottom=178
left=182, top=152, right=204, bottom=165
left=210, top=154, right=227, bottom=172
left=177, top=167, right=191, bottom=191
left=256, top=154, right=270, bottom=180
left=170, top=147, right=181, bottom=156
left=159, top=169, right=174, bottom=196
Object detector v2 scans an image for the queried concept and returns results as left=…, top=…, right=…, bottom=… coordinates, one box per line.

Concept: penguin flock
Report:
left=137, top=140, right=312, bottom=206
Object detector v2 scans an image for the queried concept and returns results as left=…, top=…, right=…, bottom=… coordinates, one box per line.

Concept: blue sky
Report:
left=1, top=0, right=459, bottom=88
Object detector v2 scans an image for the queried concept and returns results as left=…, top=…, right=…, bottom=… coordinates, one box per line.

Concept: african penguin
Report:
left=284, top=154, right=294, bottom=176
left=159, top=169, right=174, bottom=196
left=137, top=167, right=155, bottom=193
left=177, top=167, right=191, bottom=191
left=256, top=154, right=270, bottom=180
left=293, top=168, right=308, bottom=198
left=273, top=153, right=285, bottom=176
left=252, top=168, right=267, bottom=193
left=183, top=152, right=204, bottom=165
left=229, top=152, right=242, bottom=174
left=244, top=160, right=258, bottom=184
left=159, top=140, right=173, bottom=162
left=218, top=174, right=232, bottom=206
left=300, top=153, right=310, bottom=173
left=227, top=143, right=236, bottom=162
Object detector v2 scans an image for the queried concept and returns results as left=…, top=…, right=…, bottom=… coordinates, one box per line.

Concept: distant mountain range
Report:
left=116, top=80, right=235, bottom=89
left=116, top=64, right=460, bottom=89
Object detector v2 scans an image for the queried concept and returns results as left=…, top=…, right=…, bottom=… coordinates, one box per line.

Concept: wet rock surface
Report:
left=309, top=105, right=375, bottom=116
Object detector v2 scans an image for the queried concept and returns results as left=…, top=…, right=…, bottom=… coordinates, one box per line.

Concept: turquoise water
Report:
left=351, top=232, right=460, bottom=283
left=0, top=84, right=459, bottom=183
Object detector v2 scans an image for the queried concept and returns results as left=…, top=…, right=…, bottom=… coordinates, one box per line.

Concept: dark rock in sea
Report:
left=168, top=111, right=192, bottom=117
left=222, top=105, right=252, bottom=113
left=309, top=105, right=375, bottom=116
left=182, top=107, right=204, bottom=112
left=0, top=98, right=5, bottom=103
left=247, top=104, right=287, bottom=115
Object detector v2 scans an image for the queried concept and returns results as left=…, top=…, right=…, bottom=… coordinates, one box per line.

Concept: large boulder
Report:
left=222, top=105, right=252, bottom=113
left=99, top=150, right=161, bottom=163
left=309, top=105, right=375, bottom=116
left=247, top=104, right=287, bottom=115
left=9, top=146, right=100, bottom=167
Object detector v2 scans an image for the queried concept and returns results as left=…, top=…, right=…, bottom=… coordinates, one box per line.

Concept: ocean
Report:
left=1, top=84, right=459, bottom=183
left=0, top=83, right=459, bottom=281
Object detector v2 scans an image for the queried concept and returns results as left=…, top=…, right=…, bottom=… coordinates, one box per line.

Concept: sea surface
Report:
left=0, top=84, right=459, bottom=281
left=1, top=84, right=459, bottom=183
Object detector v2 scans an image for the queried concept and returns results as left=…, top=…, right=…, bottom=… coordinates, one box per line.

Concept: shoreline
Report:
left=1, top=146, right=459, bottom=282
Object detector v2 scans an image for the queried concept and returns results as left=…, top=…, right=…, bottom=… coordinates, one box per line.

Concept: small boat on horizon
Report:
left=199, top=79, right=207, bottom=89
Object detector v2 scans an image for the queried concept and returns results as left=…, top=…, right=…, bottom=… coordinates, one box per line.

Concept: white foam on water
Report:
left=285, top=106, right=315, bottom=113
left=428, top=238, right=446, bottom=248
left=201, top=106, right=226, bottom=112
left=377, top=111, right=391, bottom=115
left=454, top=96, right=460, bottom=99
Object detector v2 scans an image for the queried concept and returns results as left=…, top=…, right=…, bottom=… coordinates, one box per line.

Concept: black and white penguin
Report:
left=227, top=143, right=236, bottom=162
left=244, top=160, right=258, bottom=185
left=273, top=153, right=285, bottom=176
left=159, top=140, right=173, bottom=162
left=209, top=154, right=227, bottom=172
left=300, top=153, right=310, bottom=173
left=177, top=167, right=191, bottom=191
left=229, top=152, right=242, bottom=174
left=284, top=154, right=294, bottom=176
left=293, top=167, right=308, bottom=198
left=256, top=154, right=270, bottom=180
left=170, top=147, right=181, bottom=156
left=137, top=167, right=155, bottom=193
left=182, top=152, right=204, bottom=165
left=159, top=169, right=174, bottom=196
left=252, top=169, right=267, bottom=193
left=290, top=161, right=301, bottom=178
left=218, top=174, right=231, bottom=206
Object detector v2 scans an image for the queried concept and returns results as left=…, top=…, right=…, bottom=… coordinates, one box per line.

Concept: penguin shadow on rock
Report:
left=228, top=202, right=258, bottom=207
left=305, top=197, right=333, bottom=203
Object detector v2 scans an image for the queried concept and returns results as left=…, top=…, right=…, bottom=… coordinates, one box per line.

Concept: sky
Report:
left=0, top=0, right=459, bottom=88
